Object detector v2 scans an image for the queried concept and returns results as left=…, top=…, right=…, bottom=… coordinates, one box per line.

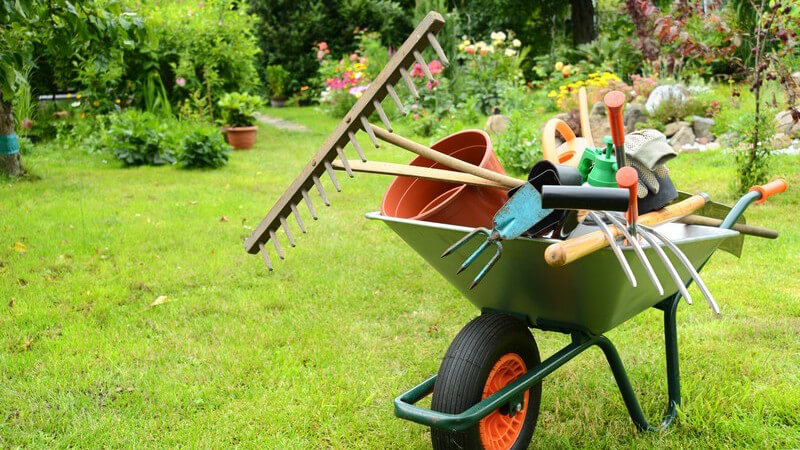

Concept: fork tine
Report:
left=638, top=228, right=693, bottom=305
left=470, top=243, right=502, bottom=290
left=269, top=230, right=285, bottom=260
left=399, top=67, right=419, bottom=98
left=413, top=51, right=435, bottom=81
left=312, top=175, right=330, bottom=206
left=386, top=84, right=406, bottom=115
left=427, top=32, right=449, bottom=66
left=589, top=212, right=637, bottom=288
left=335, top=146, right=354, bottom=177
left=279, top=217, right=295, bottom=247
left=360, top=116, right=380, bottom=148
left=301, top=189, right=318, bottom=220
left=441, top=228, right=487, bottom=258
left=324, top=161, right=341, bottom=192
left=258, top=242, right=273, bottom=271
left=373, top=100, right=393, bottom=132
left=457, top=240, right=491, bottom=274
left=347, top=131, right=367, bottom=162
left=290, top=203, right=306, bottom=233
left=604, top=213, right=663, bottom=295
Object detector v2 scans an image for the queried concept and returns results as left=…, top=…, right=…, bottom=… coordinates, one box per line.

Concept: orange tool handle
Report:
left=604, top=90, right=626, bottom=149
left=749, top=178, right=788, bottom=204
left=616, top=167, right=638, bottom=225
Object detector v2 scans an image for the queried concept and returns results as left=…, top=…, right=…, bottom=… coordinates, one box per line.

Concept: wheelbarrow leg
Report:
left=594, top=293, right=682, bottom=431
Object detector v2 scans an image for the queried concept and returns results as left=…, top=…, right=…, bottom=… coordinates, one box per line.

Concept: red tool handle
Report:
left=749, top=178, right=788, bottom=204
left=616, top=166, right=638, bottom=225
left=604, top=90, right=626, bottom=149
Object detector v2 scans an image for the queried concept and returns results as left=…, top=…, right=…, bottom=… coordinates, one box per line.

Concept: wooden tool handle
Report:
left=371, top=125, right=524, bottom=189
left=749, top=178, right=787, bottom=204
left=544, top=194, right=708, bottom=267
left=616, top=167, right=638, bottom=225
left=679, top=215, right=779, bottom=239
left=604, top=91, right=626, bottom=149
left=330, top=159, right=508, bottom=189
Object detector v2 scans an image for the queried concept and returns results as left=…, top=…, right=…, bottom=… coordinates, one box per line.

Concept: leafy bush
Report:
left=266, top=65, right=290, bottom=99
left=494, top=110, right=541, bottom=175
left=731, top=108, right=776, bottom=194
left=178, top=128, right=231, bottom=169
left=107, top=110, right=177, bottom=167
left=650, top=95, right=710, bottom=126
left=218, top=93, right=265, bottom=127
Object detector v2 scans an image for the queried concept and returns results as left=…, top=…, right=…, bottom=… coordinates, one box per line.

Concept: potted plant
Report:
left=218, top=92, right=264, bottom=150
left=266, top=65, right=290, bottom=107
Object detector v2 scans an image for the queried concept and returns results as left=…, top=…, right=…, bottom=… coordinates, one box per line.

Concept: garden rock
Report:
left=668, top=125, right=695, bottom=150
left=645, top=85, right=689, bottom=114
left=692, top=116, right=714, bottom=139
left=772, top=133, right=792, bottom=149
left=624, top=103, right=647, bottom=132
left=589, top=101, right=611, bottom=141
left=664, top=121, right=689, bottom=138
left=485, top=113, right=510, bottom=134
left=774, top=109, right=800, bottom=137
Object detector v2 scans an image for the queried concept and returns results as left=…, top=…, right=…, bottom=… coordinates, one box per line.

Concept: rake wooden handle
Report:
left=331, top=160, right=508, bottom=189
left=544, top=194, right=708, bottom=267
left=371, top=125, right=523, bottom=189
left=679, top=215, right=778, bottom=239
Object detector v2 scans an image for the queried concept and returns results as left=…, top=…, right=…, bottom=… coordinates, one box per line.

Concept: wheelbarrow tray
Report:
left=367, top=213, right=738, bottom=335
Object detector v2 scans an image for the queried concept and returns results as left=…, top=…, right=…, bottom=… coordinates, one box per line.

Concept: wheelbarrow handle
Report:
left=544, top=194, right=708, bottom=267
left=750, top=178, right=788, bottom=205
left=720, top=178, right=788, bottom=229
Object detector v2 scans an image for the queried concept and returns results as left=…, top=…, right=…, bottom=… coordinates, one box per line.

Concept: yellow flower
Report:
left=555, top=62, right=563, bottom=71
left=76, top=94, right=82, bottom=99
left=115, top=99, right=121, bottom=104
left=547, top=90, right=557, bottom=98
left=66, top=93, right=72, bottom=98
left=353, top=63, right=366, bottom=72
left=93, top=101, right=100, bottom=107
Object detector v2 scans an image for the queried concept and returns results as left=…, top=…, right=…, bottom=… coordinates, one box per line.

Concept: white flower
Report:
left=512, top=39, right=521, bottom=48
left=490, top=31, right=506, bottom=42
left=475, top=41, right=488, bottom=50
left=504, top=48, right=516, bottom=57
left=70, top=101, right=80, bottom=108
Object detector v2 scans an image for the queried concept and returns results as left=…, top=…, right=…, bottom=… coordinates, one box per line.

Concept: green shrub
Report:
left=107, top=110, right=177, bottom=167
left=494, top=110, right=541, bottom=175
left=730, top=108, right=777, bottom=194
left=650, top=96, right=710, bottom=126
left=218, top=92, right=265, bottom=127
left=178, top=128, right=231, bottom=169
left=266, top=65, right=290, bottom=99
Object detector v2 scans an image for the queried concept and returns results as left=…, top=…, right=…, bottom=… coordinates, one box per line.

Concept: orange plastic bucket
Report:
left=381, top=130, right=508, bottom=228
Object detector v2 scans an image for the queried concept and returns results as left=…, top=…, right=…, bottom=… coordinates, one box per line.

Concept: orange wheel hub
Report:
left=479, top=353, right=528, bottom=450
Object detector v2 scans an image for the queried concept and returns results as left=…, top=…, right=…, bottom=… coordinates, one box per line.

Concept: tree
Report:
left=570, top=0, right=596, bottom=45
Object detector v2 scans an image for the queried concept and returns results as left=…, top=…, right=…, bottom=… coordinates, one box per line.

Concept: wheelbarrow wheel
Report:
left=431, top=313, right=541, bottom=450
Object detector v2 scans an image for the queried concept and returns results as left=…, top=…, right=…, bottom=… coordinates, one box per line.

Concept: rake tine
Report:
left=360, top=116, right=380, bottom=148
left=589, top=212, right=637, bottom=288
left=347, top=131, right=367, bottom=162
left=413, top=50, right=435, bottom=81
left=301, top=189, right=318, bottom=220
left=470, top=242, right=502, bottom=290
left=335, top=146, right=354, bottom=177
left=279, top=216, right=295, bottom=247
left=323, top=161, right=341, bottom=192
left=269, top=230, right=285, bottom=260
left=290, top=203, right=306, bottom=233
left=638, top=228, right=693, bottom=305
left=373, top=100, right=393, bottom=132
left=385, top=84, right=406, bottom=114
left=426, top=32, right=450, bottom=66
left=641, top=225, right=719, bottom=314
left=441, top=227, right=488, bottom=258
left=604, top=213, right=663, bottom=295
left=258, top=242, right=273, bottom=271
left=399, top=67, right=419, bottom=98
left=312, top=175, right=330, bottom=206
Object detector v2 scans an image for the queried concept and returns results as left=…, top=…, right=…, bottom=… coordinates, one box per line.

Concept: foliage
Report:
left=107, top=110, right=178, bottom=166
left=178, top=127, right=231, bottom=169
left=218, top=92, right=265, bottom=127
left=266, top=65, right=290, bottom=99
left=249, top=0, right=410, bottom=95
left=650, top=95, right=710, bottom=124
left=492, top=110, right=541, bottom=175
left=731, top=108, right=774, bottom=193
left=12, top=64, right=36, bottom=136
left=315, top=32, right=384, bottom=116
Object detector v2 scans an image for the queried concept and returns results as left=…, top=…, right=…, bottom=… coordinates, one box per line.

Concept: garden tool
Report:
left=244, top=12, right=453, bottom=269
left=444, top=184, right=631, bottom=289
left=330, top=159, right=508, bottom=189
left=624, top=130, right=679, bottom=214
left=511, top=160, right=584, bottom=238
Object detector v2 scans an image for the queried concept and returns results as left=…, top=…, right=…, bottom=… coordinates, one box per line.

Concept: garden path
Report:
left=255, top=113, right=309, bottom=132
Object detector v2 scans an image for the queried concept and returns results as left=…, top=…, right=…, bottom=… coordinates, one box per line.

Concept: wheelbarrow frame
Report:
left=393, top=189, right=766, bottom=434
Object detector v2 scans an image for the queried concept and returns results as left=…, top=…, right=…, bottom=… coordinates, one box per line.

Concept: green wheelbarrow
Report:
left=367, top=180, right=786, bottom=450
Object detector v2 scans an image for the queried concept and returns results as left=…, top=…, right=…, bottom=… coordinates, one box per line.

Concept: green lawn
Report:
left=2, top=107, right=799, bottom=448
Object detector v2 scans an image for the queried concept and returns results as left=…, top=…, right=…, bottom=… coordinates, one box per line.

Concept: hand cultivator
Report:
left=245, top=11, right=789, bottom=450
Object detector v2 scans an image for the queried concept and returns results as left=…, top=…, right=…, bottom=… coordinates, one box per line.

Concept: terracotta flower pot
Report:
left=224, top=126, right=258, bottom=150
left=381, top=130, right=508, bottom=228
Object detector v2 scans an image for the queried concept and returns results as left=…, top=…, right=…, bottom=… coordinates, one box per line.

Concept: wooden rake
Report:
left=244, top=12, right=450, bottom=269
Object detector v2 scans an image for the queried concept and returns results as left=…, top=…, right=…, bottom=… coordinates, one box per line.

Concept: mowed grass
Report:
left=1, top=107, right=799, bottom=448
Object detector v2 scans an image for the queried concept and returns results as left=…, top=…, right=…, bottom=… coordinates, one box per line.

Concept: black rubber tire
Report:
left=430, top=313, right=542, bottom=450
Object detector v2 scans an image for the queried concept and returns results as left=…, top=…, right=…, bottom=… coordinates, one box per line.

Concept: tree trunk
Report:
left=0, top=92, right=23, bottom=177
left=570, top=0, right=596, bottom=45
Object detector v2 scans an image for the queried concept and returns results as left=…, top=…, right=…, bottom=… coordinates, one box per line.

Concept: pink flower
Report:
left=428, top=60, right=443, bottom=75
left=426, top=79, right=439, bottom=90
left=411, top=103, right=418, bottom=110
left=359, top=57, right=368, bottom=64
left=349, top=85, right=368, bottom=97
left=349, top=53, right=358, bottom=62
left=480, top=49, right=488, bottom=56
left=410, top=63, right=425, bottom=78
left=317, top=50, right=325, bottom=60
left=318, top=42, right=328, bottom=51
left=176, top=77, right=186, bottom=87
left=412, top=113, right=420, bottom=120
